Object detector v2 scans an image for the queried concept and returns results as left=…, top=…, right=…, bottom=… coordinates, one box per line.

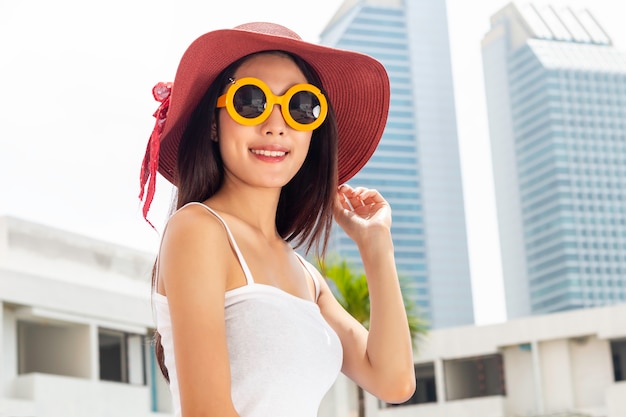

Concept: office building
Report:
left=482, top=2, right=626, bottom=318
left=320, top=0, right=474, bottom=328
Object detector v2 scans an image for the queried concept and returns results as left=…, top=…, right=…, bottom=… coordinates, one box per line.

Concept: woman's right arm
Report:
left=158, top=205, right=240, bottom=417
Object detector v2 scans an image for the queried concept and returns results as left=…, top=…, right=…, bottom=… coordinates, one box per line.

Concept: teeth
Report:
left=251, top=149, right=287, bottom=157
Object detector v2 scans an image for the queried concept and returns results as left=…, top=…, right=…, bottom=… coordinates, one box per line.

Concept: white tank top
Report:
left=153, top=202, right=343, bottom=417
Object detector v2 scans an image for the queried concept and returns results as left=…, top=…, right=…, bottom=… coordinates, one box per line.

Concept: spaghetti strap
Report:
left=182, top=202, right=256, bottom=286
left=295, top=253, right=321, bottom=302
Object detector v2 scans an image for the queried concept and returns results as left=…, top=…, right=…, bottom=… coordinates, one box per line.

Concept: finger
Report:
left=359, top=189, right=385, bottom=205
left=350, top=187, right=369, bottom=198
left=338, top=185, right=364, bottom=210
left=338, top=183, right=354, bottom=194
left=346, top=193, right=365, bottom=209
left=335, top=190, right=353, bottom=211
left=348, top=188, right=383, bottom=208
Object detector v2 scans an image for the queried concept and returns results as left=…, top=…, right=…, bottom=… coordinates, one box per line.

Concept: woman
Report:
left=139, top=22, right=415, bottom=417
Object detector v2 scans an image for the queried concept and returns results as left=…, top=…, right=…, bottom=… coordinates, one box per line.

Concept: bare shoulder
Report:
left=158, top=203, right=231, bottom=296
left=161, top=203, right=230, bottom=258
left=163, top=203, right=227, bottom=241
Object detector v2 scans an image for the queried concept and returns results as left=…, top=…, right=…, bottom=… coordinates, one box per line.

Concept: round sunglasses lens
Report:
left=289, top=91, right=321, bottom=124
left=233, top=85, right=266, bottom=118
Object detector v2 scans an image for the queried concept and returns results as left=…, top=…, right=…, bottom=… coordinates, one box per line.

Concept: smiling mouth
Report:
left=250, top=149, right=288, bottom=157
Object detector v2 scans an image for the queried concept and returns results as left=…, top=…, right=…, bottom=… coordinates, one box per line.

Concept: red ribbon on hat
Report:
left=139, top=82, right=172, bottom=229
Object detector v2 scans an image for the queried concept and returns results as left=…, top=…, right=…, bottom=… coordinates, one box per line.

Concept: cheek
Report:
left=298, top=132, right=313, bottom=157
left=217, top=109, right=237, bottom=137
left=217, top=112, right=249, bottom=153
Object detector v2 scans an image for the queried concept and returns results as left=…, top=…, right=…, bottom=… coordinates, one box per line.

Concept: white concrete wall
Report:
left=2, top=306, right=17, bottom=398
left=0, top=397, right=36, bottom=417
left=12, top=373, right=152, bottom=417
left=607, top=381, right=626, bottom=417
left=540, top=339, right=575, bottom=412
left=357, top=303, right=626, bottom=417
left=502, top=345, right=535, bottom=416
left=128, top=334, right=145, bottom=385
left=0, top=217, right=163, bottom=416
left=570, top=336, right=613, bottom=411
left=369, top=395, right=505, bottom=417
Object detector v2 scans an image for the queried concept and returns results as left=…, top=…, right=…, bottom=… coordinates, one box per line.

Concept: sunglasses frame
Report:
left=216, top=77, right=328, bottom=131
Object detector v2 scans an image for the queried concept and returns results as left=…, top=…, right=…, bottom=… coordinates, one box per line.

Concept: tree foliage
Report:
left=316, top=254, right=428, bottom=349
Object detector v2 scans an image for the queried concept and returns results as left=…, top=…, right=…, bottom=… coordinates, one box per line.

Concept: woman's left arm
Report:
left=317, top=184, right=416, bottom=403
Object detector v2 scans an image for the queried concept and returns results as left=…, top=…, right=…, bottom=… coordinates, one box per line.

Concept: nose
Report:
left=262, top=104, right=287, bottom=135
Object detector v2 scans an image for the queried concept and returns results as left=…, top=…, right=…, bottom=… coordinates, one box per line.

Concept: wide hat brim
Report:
left=155, top=22, right=390, bottom=185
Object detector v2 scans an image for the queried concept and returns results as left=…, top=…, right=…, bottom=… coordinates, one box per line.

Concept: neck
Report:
left=208, top=182, right=282, bottom=240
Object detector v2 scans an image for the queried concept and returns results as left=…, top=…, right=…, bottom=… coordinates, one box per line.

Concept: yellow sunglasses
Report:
left=216, top=77, right=328, bottom=131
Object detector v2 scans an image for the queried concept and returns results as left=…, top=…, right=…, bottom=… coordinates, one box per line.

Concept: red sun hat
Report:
left=139, top=22, right=390, bottom=223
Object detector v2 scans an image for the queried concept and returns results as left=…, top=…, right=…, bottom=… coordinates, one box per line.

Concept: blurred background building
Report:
left=0, top=216, right=170, bottom=417
left=482, top=2, right=626, bottom=319
left=320, top=0, right=474, bottom=329
left=3, top=216, right=626, bottom=417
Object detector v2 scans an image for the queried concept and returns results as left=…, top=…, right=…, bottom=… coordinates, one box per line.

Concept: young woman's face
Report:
left=217, top=53, right=314, bottom=191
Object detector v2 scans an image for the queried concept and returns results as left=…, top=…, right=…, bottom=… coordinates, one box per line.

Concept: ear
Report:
left=210, top=120, right=218, bottom=142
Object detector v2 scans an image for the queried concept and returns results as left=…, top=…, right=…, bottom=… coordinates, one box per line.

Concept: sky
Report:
left=1, top=0, right=625, bottom=326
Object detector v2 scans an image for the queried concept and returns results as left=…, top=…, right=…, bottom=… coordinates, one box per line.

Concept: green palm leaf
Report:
left=316, top=254, right=428, bottom=349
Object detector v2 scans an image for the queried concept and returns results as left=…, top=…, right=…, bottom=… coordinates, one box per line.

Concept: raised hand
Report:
left=333, top=184, right=392, bottom=245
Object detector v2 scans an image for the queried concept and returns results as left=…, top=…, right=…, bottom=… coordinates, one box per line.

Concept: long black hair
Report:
left=152, top=50, right=339, bottom=382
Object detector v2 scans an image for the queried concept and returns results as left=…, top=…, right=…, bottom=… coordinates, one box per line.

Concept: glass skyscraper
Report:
left=482, top=2, right=626, bottom=319
left=320, top=0, right=474, bottom=329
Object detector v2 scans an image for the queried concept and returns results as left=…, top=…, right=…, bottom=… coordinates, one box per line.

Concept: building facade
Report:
left=368, top=301, right=626, bottom=417
left=319, top=0, right=474, bottom=329
left=3, top=216, right=626, bottom=416
left=482, top=2, right=626, bottom=319
left=0, top=216, right=172, bottom=417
